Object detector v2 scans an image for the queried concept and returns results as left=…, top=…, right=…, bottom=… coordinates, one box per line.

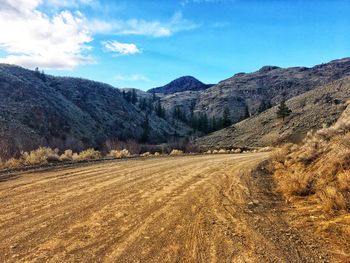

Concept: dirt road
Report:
left=0, top=154, right=328, bottom=262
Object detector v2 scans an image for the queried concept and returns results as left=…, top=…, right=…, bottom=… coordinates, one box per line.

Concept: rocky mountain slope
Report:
left=192, top=58, right=350, bottom=124
left=0, top=64, right=182, bottom=156
left=2, top=57, right=350, bottom=156
left=196, top=77, right=350, bottom=149
left=148, top=76, right=212, bottom=94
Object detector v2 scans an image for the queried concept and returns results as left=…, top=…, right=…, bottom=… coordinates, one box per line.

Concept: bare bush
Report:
left=22, top=147, right=60, bottom=166
left=59, top=149, right=74, bottom=161
left=141, top=152, right=151, bottom=157
left=109, top=149, right=130, bottom=159
left=105, top=139, right=141, bottom=155
left=169, top=149, right=184, bottom=156
left=77, top=149, right=101, bottom=160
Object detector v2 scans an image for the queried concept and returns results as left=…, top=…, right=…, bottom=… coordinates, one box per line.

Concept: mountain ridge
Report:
left=148, top=76, right=213, bottom=94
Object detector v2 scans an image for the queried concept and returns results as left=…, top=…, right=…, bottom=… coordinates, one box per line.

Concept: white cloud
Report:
left=45, top=0, right=98, bottom=8
left=90, top=11, right=198, bottom=37
left=0, top=0, right=93, bottom=69
left=0, top=1, right=198, bottom=69
left=103, top=41, right=141, bottom=56
left=114, top=74, right=150, bottom=82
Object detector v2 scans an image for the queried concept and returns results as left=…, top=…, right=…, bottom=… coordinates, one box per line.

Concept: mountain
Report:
left=2, top=57, right=350, bottom=156
left=0, top=64, right=183, bottom=157
left=196, top=76, right=350, bottom=149
left=148, top=76, right=212, bottom=94
left=191, top=58, right=350, bottom=124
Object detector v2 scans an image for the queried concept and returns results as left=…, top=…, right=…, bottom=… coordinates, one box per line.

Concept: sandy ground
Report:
left=0, top=153, right=329, bottom=262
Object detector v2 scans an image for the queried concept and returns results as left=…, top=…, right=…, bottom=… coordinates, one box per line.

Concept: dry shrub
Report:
left=154, top=152, right=160, bottom=156
left=218, top=149, right=228, bottom=154
left=258, top=146, right=273, bottom=152
left=77, top=149, right=101, bottom=160
left=22, top=147, right=60, bottom=166
left=212, top=150, right=219, bottom=154
left=4, top=158, right=23, bottom=169
left=271, top=111, right=350, bottom=212
left=105, top=139, right=140, bottom=155
left=233, top=148, right=242, bottom=153
left=141, top=152, right=151, bottom=157
left=110, top=149, right=130, bottom=159
left=318, top=186, right=349, bottom=212
left=206, top=150, right=212, bottom=154
left=338, top=171, right=350, bottom=191
left=273, top=163, right=314, bottom=198
left=270, top=144, right=293, bottom=164
left=59, top=150, right=73, bottom=161
left=170, top=149, right=184, bottom=156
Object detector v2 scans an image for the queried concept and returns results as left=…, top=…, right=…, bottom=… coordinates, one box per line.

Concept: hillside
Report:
left=148, top=76, right=212, bottom=94
left=268, top=102, right=350, bottom=258
left=0, top=64, right=181, bottom=157
left=191, top=58, right=350, bottom=123
left=196, top=77, right=350, bottom=149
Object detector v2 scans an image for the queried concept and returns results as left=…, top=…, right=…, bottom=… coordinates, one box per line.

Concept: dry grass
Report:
left=270, top=110, right=350, bottom=212
left=76, top=149, right=102, bottom=160
left=0, top=147, right=103, bottom=170
left=169, top=149, right=184, bottom=156
left=59, top=150, right=73, bottom=161
left=109, top=149, right=130, bottom=159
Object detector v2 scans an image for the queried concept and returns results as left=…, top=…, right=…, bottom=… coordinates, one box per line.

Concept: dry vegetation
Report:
left=0, top=147, right=104, bottom=170
left=268, top=107, right=350, bottom=258
left=270, top=111, right=350, bottom=212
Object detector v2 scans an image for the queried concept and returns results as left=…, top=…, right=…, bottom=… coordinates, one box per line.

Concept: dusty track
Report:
left=0, top=154, right=328, bottom=262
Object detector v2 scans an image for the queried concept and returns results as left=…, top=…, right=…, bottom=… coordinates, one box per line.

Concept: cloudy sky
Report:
left=0, top=0, right=349, bottom=90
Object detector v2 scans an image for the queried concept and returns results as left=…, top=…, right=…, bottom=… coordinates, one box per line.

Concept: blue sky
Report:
left=1, top=0, right=349, bottom=90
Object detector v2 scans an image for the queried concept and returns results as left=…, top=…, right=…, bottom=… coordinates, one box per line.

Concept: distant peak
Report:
left=148, top=76, right=211, bottom=94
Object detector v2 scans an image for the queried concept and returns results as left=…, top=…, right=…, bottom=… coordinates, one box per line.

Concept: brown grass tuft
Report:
left=271, top=112, right=350, bottom=212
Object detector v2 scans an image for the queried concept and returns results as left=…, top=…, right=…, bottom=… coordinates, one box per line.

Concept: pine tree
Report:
left=198, top=113, right=208, bottom=133
left=222, top=107, right=231, bottom=128
left=40, top=70, right=46, bottom=82
left=140, top=115, right=150, bottom=143
left=244, top=105, right=250, bottom=119
left=156, top=101, right=165, bottom=118
left=211, top=116, right=217, bottom=132
left=139, top=98, right=147, bottom=110
left=34, top=67, right=40, bottom=78
left=276, top=100, right=292, bottom=120
left=125, top=91, right=131, bottom=102
left=131, top=89, right=137, bottom=104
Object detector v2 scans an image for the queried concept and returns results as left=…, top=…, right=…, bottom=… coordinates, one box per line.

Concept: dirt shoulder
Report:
left=0, top=153, right=330, bottom=262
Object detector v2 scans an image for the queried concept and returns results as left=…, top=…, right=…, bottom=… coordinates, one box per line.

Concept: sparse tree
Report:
left=34, top=67, right=40, bottom=78
left=125, top=91, right=132, bottom=102
left=222, top=107, right=231, bottom=128
left=131, top=89, right=137, bottom=104
left=156, top=101, right=165, bottom=118
left=40, top=70, right=46, bottom=82
left=210, top=116, right=217, bottom=132
left=244, top=105, right=250, bottom=119
left=140, top=115, right=150, bottom=143
left=277, top=100, right=292, bottom=120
